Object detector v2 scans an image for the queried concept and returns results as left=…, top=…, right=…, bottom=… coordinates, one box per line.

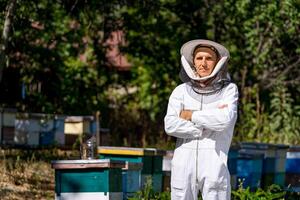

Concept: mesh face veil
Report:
left=179, top=39, right=231, bottom=94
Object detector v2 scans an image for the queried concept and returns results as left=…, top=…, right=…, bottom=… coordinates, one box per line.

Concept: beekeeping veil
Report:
left=180, top=39, right=231, bottom=94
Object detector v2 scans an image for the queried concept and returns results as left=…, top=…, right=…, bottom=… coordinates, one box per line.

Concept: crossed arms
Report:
left=164, top=83, right=238, bottom=139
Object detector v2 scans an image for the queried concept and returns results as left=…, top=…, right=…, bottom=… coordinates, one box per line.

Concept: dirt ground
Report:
left=0, top=148, right=78, bottom=200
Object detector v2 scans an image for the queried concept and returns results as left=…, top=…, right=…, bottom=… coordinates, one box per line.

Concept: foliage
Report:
left=129, top=177, right=298, bottom=200
left=232, top=184, right=286, bottom=200
left=267, top=80, right=300, bottom=144
left=0, top=0, right=300, bottom=146
left=0, top=0, right=123, bottom=115
left=129, top=176, right=171, bottom=200
left=232, top=183, right=300, bottom=200
left=214, top=0, right=300, bottom=143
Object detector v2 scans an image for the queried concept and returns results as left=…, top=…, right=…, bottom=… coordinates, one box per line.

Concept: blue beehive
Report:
left=122, top=162, right=143, bottom=199
left=40, top=131, right=55, bottom=145
left=228, top=145, right=240, bottom=190
left=240, top=142, right=289, bottom=188
left=237, top=149, right=264, bottom=190
left=53, top=115, right=66, bottom=146
left=273, top=144, right=289, bottom=187
left=98, top=146, right=165, bottom=193
left=285, top=146, right=300, bottom=192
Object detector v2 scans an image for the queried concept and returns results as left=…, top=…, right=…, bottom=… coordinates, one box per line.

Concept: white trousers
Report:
left=171, top=147, right=231, bottom=200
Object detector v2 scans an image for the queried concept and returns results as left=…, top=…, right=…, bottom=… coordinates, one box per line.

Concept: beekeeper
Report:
left=164, top=39, right=239, bottom=200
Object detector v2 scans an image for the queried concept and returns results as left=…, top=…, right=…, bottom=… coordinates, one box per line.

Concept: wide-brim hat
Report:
left=180, top=39, right=230, bottom=81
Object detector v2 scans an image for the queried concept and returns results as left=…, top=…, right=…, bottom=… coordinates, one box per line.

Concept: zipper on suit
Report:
left=196, top=94, right=203, bottom=187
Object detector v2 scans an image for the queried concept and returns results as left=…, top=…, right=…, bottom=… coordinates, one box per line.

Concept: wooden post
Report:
left=95, top=111, right=100, bottom=147
left=0, top=109, right=2, bottom=144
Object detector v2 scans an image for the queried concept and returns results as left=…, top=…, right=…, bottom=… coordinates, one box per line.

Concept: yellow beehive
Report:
left=64, top=116, right=92, bottom=135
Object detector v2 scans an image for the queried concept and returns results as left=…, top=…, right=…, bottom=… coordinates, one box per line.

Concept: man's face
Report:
left=193, top=47, right=218, bottom=77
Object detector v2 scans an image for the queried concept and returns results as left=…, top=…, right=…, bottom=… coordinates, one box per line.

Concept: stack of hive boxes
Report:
left=64, top=116, right=94, bottom=147
left=1, top=109, right=17, bottom=145
left=0, top=110, right=96, bottom=148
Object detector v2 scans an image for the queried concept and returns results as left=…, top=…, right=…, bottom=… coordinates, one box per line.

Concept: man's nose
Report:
left=200, top=58, right=207, bottom=66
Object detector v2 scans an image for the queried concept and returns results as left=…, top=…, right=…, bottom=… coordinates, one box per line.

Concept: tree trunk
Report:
left=0, top=0, right=17, bottom=82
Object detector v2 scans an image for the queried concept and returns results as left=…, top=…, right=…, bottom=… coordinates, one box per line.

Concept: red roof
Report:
left=105, top=31, right=131, bottom=71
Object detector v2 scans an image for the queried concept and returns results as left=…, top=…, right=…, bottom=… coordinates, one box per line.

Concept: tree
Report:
left=0, top=0, right=16, bottom=82
left=210, top=0, right=300, bottom=142
left=0, top=0, right=299, bottom=146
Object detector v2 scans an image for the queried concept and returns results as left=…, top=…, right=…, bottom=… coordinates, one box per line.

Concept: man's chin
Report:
left=197, top=73, right=209, bottom=77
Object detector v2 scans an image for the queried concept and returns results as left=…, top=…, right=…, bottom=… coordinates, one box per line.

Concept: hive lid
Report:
left=241, top=142, right=277, bottom=150
left=98, top=146, right=155, bottom=156
left=51, top=159, right=125, bottom=169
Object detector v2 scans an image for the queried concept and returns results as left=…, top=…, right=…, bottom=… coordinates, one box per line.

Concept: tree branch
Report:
left=260, top=57, right=300, bottom=89
left=0, top=0, right=17, bottom=82
left=256, top=22, right=271, bottom=55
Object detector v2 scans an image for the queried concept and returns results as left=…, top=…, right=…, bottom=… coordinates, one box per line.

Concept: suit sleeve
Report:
left=191, top=83, right=239, bottom=132
left=164, top=85, right=202, bottom=138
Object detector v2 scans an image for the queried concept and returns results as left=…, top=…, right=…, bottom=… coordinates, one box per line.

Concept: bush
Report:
left=129, top=178, right=300, bottom=200
left=128, top=176, right=171, bottom=200
left=232, top=184, right=286, bottom=200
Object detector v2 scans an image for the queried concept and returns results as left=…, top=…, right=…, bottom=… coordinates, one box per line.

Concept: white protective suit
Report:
left=164, top=40, right=239, bottom=200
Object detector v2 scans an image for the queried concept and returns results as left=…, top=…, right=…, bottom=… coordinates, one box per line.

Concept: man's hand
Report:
left=180, top=110, right=193, bottom=121
left=180, top=104, right=227, bottom=121
left=218, top=104, right=228, bottom=109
